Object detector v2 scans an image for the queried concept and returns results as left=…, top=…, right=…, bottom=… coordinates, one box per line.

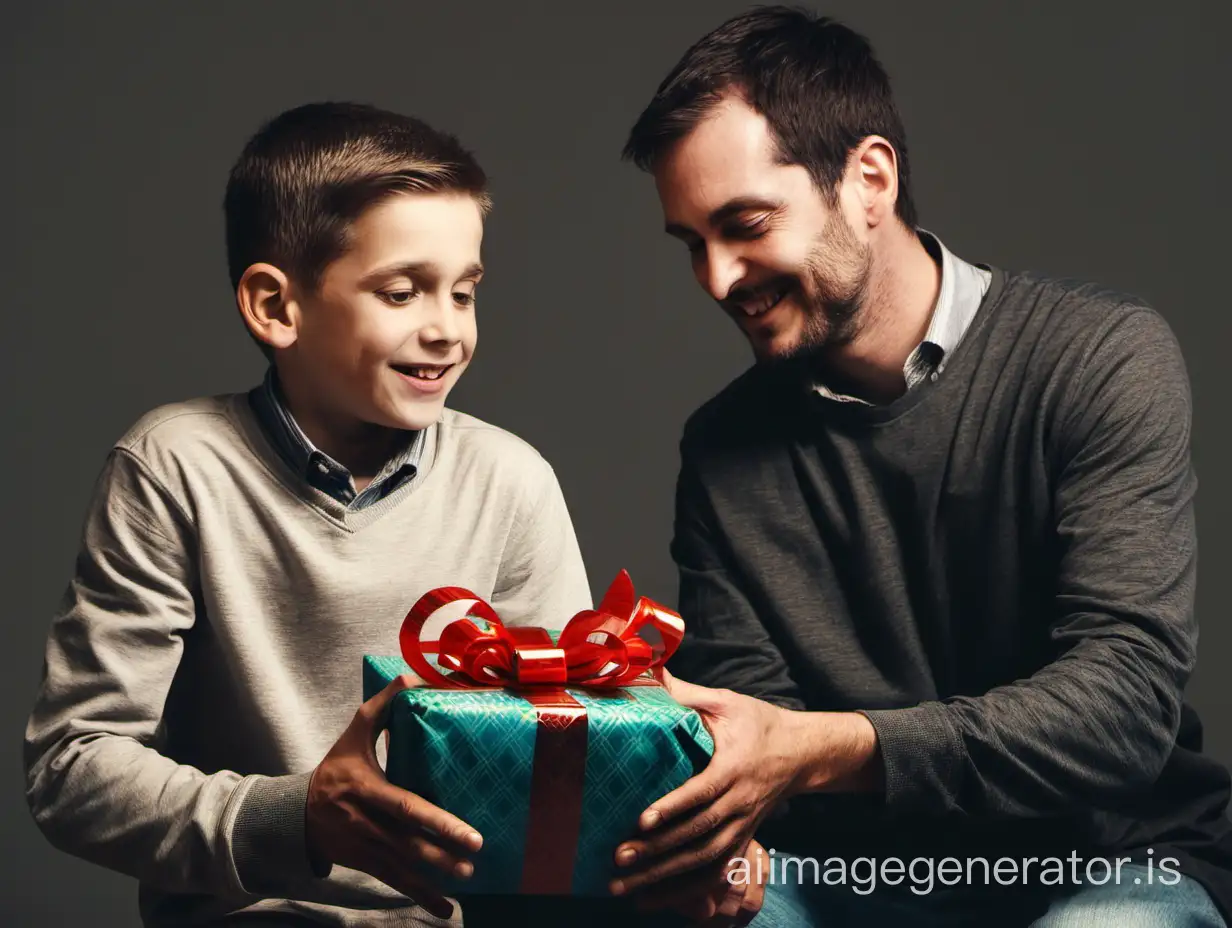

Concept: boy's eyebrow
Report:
left=361, top=261, right=485, bottom=284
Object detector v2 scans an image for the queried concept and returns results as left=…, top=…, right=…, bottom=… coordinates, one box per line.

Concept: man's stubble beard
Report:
left=760, top=211, right=875, bottom=377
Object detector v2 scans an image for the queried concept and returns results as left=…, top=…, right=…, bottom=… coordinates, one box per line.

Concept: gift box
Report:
left=362, top=571, right=714, bottom=897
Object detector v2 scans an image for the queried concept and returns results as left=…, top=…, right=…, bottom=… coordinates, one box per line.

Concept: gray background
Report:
left=4, top=1, right=1229, bottom=924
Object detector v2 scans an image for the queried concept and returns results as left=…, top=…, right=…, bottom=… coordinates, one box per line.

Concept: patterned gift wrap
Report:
left=361, top=570, right=714, bottom=896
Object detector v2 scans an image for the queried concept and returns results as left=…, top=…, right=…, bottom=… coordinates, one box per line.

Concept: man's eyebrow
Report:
left=664, top=197, right=784, bottom=239
left=708, top=196, right=783, bottom=226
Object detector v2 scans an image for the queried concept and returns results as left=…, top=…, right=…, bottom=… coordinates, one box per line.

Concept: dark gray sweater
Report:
left=668, top=267, right=1232, bottom=916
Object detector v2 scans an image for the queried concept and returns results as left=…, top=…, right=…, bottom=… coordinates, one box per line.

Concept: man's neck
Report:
left=815, top=226, right=941, bottom=404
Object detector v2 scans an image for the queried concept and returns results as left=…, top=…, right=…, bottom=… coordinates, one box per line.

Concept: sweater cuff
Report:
left=230, top=771, right=330, bottom=895
left=859, top=703, right=964, bottom=814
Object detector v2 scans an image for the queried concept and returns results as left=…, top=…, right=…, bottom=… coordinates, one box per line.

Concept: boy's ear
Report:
left=237, top=263, right=299, bottom=352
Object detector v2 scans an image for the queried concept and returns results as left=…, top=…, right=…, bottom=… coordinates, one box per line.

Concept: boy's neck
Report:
left=273, top=367, right=414, bottom=482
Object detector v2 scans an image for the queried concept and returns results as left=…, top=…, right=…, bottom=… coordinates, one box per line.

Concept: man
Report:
left=609, top=7, right=1232, bottom=926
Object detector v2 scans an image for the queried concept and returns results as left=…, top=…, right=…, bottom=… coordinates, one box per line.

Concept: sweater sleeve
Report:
left=667, top=438, right=806, bottom=711
left=24, top=448, right=320, bottom=900
left=863, top=307, right=1199, bottom=817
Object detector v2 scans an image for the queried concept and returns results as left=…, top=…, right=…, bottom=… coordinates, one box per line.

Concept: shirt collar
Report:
left=813, top=229, right=990, bottom=404
left=916, top=228, right=989, bottom=364
left=249, top=367, right=424, bottom=504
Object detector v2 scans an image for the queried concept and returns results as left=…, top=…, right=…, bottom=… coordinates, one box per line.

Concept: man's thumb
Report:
left=661, top=667, right=726, bottom=712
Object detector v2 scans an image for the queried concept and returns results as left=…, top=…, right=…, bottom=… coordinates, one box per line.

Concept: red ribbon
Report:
left=398, top=569, right=685, bottom=690
left=397, top=570, right=685, bottom=894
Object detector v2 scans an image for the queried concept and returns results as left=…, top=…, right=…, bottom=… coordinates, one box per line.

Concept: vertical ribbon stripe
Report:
left=518, top=688, right=589, bottom=894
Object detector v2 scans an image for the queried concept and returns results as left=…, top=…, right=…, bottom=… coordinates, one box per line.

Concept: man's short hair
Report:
left=622, top=6, right=917, bottom=228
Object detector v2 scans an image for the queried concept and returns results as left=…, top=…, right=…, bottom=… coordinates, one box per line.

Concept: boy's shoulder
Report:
left=113, top=394, right=247, bottom=478
left=118, top=394, right=236, bottom=445
left=437, top=407, right=558, bottom=486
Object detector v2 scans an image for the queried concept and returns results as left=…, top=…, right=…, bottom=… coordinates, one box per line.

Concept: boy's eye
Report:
left=378, top=288, right=419, bottom=306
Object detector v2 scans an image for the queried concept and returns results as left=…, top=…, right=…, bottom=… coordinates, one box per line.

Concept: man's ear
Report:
left=847, top=134, right=899, bottom=228
left=236, top=263, right=299, bottom=352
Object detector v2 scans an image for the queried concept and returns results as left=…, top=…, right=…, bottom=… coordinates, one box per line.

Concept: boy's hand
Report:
left=305, top=674, right=483, bottom=920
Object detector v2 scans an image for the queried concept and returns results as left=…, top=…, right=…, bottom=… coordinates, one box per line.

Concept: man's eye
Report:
left=725, top=219, right=768, bottom=240
left=378, top=288, right=419, bottom=306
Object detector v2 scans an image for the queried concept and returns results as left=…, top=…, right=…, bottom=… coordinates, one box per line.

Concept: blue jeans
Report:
left=749, top=863, right=1226, bottom=927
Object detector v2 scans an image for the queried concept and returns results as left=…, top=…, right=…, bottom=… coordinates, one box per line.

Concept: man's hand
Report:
left=635, top=838, right=770, bottom=926
left=611, top=670, right=880, bottom=897
left=306, top=674, right=483, bottom=920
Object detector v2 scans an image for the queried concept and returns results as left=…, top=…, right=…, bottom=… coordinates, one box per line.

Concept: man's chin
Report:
left=750, top=329, right=811, bottom=363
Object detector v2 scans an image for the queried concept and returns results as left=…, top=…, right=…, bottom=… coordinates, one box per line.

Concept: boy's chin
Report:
left=381, top=398, right=447, bottom=432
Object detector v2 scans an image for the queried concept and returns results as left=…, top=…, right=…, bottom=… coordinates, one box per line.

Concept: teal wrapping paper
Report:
left=363, top=654, right=714, bottom=896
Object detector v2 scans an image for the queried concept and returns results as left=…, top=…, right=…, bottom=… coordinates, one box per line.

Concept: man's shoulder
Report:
left=996, top=268, right=1171, bottom=349
left=985, top=270, right=1185, bottom=405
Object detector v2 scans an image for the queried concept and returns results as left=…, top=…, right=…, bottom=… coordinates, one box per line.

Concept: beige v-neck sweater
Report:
left=24, top=393, right=593, bottom=927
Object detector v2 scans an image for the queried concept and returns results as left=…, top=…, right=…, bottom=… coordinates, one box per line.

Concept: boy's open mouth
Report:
left=390, top=362, right=453, bottom=382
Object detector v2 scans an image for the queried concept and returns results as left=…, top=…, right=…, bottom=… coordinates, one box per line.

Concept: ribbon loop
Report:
left=399, top=570, right=684, bottom=690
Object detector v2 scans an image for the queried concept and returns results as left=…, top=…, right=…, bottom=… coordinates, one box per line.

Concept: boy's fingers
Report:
left=371, top=862, right=455, bottom=921
left=360, top=834, right=456, bottom=919
left=407, top=832, right=475, bottom=880
left=366, top=778, right=483, bottom=852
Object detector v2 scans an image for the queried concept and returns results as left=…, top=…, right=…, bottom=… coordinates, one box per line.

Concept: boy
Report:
left=24, top=102, right=593, bottom=927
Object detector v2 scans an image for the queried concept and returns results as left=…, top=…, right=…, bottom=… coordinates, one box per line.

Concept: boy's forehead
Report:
left=342, top=192, right=484, bottom=273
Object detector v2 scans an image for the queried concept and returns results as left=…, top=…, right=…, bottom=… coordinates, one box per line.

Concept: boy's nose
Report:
left=419, top=297, right=462, bottom=344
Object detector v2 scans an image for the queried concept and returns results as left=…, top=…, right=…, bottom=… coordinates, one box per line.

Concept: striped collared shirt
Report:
left=247, top=367, right=425, bottom=509
left=815, top=230, right=992, bottom=404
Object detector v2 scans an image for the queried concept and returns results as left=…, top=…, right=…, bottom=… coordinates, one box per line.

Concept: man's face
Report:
left=653, top=95, right=871, bottom=362
left=286, top=191, right=483, bottom=432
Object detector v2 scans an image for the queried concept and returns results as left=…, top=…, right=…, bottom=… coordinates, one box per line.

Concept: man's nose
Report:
left=697, top=243, right=745, bottom=303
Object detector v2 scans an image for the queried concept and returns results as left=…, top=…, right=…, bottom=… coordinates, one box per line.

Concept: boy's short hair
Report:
left=224, top=102, right=491, bottom=355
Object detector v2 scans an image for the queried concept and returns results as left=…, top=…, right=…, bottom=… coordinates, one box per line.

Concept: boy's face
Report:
left=285, top=191, right=483, bottom=432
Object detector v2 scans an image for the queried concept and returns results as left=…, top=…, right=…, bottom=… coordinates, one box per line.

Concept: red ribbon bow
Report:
left=399, top=570, right=685, bottom=689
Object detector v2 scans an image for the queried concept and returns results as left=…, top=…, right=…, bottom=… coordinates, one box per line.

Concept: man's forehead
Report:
left=665, top=99, right=775, bottom=176
left=652, top=98, right=792, bottom=219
